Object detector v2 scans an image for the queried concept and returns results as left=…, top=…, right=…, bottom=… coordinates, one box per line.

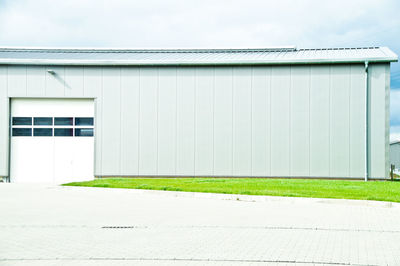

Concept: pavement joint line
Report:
left=0, top=257, right=378, bottom=266
left=2, top=224, right=400, bottom=233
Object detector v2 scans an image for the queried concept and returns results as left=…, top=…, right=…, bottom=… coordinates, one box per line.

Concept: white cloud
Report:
left=0, top=0, right=399, bottom=48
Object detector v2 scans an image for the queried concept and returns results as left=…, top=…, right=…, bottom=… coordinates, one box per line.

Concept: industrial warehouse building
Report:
left=0, top=47, right=397, bottom=183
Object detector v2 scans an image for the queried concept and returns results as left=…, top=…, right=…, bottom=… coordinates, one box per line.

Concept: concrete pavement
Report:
left=0, top=184, right=400, bottom=266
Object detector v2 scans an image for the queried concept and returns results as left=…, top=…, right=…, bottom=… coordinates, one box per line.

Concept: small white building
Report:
left=390, top=141, right=400, bottom=172
left=0, top=47, right=397, bottom=183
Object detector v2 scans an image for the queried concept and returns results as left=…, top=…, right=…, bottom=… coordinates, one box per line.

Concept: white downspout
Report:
left=364, top=61, right=369, bottom=182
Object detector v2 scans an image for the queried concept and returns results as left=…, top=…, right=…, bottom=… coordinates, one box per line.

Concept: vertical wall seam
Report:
left=386, top=64, right=390, bottom=178
left=269, top=67, right=272, bottom=176
left=193, top=68, right=197, bottom=176
left=80, top=67, right=84, bottom=97
left=119, top=68, right=122, bottom=175
left=175, top=67, right=178, bottom=176
left=25, top=66, right=27, bottom=96
left=265, top=67, right=268, bottom=176
left=156, top=68, right=159, bottom=175
left=6, top=66, right=9, bottom=178
left=348, top=66, right=352, bottom=177
left=289, top=66, right=292, bottom=176
left=137, top=68, right=141, bottom=175
left=62, top=67, right=66, bottom=97
left=231, top=67, right=234, bottom=176
left=44, top=66, right=47, bottom=95
left=328, top=66, right=332, bottom=177
left=100, top=67, right=104, bottom=175
left=308, top=66, right=311, bottom=176
left=250, top=67, right=253, bottom=176
left=212, top=67, right=216, bottom=176
left=82, top=67, right=85, bottom=96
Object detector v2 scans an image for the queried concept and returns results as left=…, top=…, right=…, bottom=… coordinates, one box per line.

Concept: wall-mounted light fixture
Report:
left=47, top=69, right=56, bottom=75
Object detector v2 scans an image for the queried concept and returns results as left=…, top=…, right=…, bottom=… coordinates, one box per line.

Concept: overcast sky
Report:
left=1, top=0, right=400, bottom=138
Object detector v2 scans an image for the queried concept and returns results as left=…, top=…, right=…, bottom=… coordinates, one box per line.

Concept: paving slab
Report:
left=0, top=184, right=399, bottom=266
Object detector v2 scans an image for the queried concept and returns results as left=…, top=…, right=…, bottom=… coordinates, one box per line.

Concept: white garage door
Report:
left=10, top=98, right=95, bottom=184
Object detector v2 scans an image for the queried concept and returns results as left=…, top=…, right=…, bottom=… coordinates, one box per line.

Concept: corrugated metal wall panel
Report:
left=290, top=66, right=310, bottom=176
left=349, top=65, right=365, bottom=177
left=101, top=68, right=121, bottom=175
left=195, top=68, right=214, bottom=175
left=64, top=67, right=84, bottom=97
left=139, top=68, right=158, bottom=175
left=120, top=67, right=140, bottom=175
left=158, top=67, right=177, bottom=175
left=330, top=66, right=351, bottom=177
left=270, top=66, right=290, bottom=176
left=214, top=67, right=233, bottom=176
left=309, top=66, right=330, bottom=176
left=369, top=64, right=388, bottom=178
left=0, top=64, right=390, bottom=179
left=176, top=68, right=195, bottom=175
left=0, top=66, right=8, bottom=176
left=251, top=67, right=270, bottom=176
left=233, top=67, right=252, bottom=176
left=8, top=66, right=27, bottom=97
left=45, top=66, right=64, bottom=97
left=27, top=66, right=46, bottom=97
left=385, top=64, right=391, bottom=178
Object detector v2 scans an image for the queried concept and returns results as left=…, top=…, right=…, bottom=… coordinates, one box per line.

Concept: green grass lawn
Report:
left=63, top=178, right=400, bottom=203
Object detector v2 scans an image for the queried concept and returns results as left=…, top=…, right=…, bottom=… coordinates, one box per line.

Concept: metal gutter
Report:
left=0, top=57, right=397, bottom=66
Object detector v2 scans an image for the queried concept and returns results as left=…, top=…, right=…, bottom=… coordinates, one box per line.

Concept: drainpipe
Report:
left=364, top=61, right=369, bottom=182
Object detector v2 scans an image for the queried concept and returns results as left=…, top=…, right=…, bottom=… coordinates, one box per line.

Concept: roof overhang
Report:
left=0, top=46, right=397, bottom=66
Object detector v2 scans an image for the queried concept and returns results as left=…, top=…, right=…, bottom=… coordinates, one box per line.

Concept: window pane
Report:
left=54, top=117, right=73, bottom=126
left=34, top=117, right=53, bottom=126
left=12, top=128, right=32, bottom=136
left=33, top=128, right=52, bottom=137
left=75, top=128, right=93, bottom=137
left=75, top=117, right=94, bottom=126
left=54, top=128, right=73, bottom=137
left=12, top=117, right=32, bottom=126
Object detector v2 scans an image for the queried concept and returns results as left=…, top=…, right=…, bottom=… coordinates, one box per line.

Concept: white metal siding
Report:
left=0, top=66, right=8, bottom=176
left=271, top=66, right=290, bottom=176
left=369, top=64, right=390, bottom=178
left=0, top=64, right=391, bottom=179
left=120, top=67, right=140, bottom=175
left=309, top=66, right=330, bottom=176
left=330, top=66, right=351, bottom=177
left=176, top=68, right=195, bottom=175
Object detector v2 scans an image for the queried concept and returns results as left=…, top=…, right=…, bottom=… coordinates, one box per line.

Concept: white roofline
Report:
left=0, top=58, right=396, bottom=66
left=0, top=46, right=298, bottom=53
left=0, top=46, right=397, bottom=65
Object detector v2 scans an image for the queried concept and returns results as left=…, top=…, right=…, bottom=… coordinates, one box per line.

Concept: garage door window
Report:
left=55, top=117, right=73, bottom=126
left=75, top=128, right=93, bottom=137
left=13, top=117, right=32, bottom=125
left=12, top=117, right=94, bottom=137
left=54, top=128, right=73, bottom=137
left=34, top=128, right=53, bottom=137
left=34, top=117, right=53, bottom=126
left=75, top=117, right=93, bottom=126
left=12, top=128, right=32, bottom=136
